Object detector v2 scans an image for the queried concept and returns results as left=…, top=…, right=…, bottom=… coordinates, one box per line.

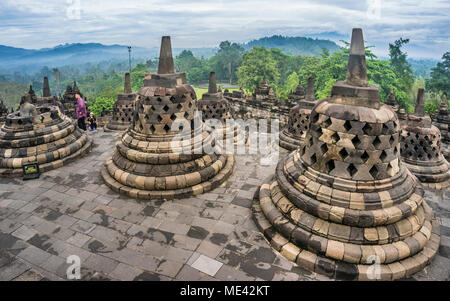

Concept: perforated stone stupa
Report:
left=0, top=99, right=8, bottom=125
left=104, top=72, right=136, bottom=132
left=433, top=95, right=449, bottom=160
left=252, top=28, right=440, bottom=280
left=399, top=89, right=450, bottom=189
left=255, top=77, right=275, bottom=102
left=61, top=82, right=83, bottom=119
left=385, top=88, right=399, bottom=113
left=0, top=92, right=92, bottom=177
left=198, top=72, right=244, bottom=147
left=101, top=36, right=235, bottom=200
left=33, top=77, right=61, bottom=109
left=279, top=77, right=316, bottom=151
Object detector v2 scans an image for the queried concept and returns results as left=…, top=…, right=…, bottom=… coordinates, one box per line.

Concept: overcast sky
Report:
left=0, top=0, right=448, bottom=58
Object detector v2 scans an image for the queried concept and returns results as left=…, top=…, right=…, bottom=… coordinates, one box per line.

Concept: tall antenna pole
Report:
left=128, top=46, right=132, bottom=73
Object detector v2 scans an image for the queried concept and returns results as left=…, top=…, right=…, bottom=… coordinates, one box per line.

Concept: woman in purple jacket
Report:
left=75, top=93, right=87, bottom=131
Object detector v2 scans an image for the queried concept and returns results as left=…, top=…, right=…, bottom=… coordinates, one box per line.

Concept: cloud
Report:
left=0, top=0, right=448, bottom=58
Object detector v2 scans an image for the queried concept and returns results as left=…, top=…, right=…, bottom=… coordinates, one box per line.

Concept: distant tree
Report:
left=285, top=72, right=300, bottom=94
left=145, top=59, right=158, bottom=73
left=388, top=38, right=414, bottom=106
left=88, top=96, right=115, bottom=116
left=210, top=41, right=244, bottom=84
left=297, top=56, right=322, bottom=85
left=426, top=52, right=450, bottom=96
left=174, top=51, right=210, bottom=84
left=237, top=47, right=279, bottom=92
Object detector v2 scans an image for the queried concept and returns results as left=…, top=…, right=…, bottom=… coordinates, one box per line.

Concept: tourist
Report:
left=75, top=93, right=87, bottom=131
left=87, top=112, right=97, bottom=132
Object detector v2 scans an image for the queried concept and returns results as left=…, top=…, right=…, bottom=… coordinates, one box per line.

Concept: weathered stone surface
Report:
left=105, top=73, right=136, bottom=132
left=252, top=28, right=441, bottom=280
left=101, top=37, right=234, bottom=200
left=279, top=77, right=317, bottom=151
left=399, top=90, right=450, bottom=189
left=0, top=94, right=92, bottom=177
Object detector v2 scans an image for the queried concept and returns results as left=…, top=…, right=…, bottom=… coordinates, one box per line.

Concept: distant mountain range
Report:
left=0, top=36, right=343, bottom=74
left=0, top=35, right=438, bottom=76
left=0, top=43, right=218, bottom=74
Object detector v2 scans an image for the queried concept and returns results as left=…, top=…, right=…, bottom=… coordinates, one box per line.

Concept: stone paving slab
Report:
left=0, top=129, right=448, bottom=281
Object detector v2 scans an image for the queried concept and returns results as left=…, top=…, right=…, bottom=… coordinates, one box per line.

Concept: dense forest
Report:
left=243, top=35, right=340, bottom=56
left=0, top=37, right=448, bottom=117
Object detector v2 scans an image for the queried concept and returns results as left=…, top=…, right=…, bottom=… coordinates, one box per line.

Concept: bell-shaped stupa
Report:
left=433, top=94, right=449, bottom=160
left=385, top=88, right=399, bottom=113
left=61, top=81, right=84, bottom=119
left=279, top=77, right=316, bottom=151
left=33, top=77, right=61, bottom=108
left=197, top=71, right=244, bottom=147
left=252, top=28, right=440, bottom=280
left=399, top=89, right=450, bottom=189
left=101, top=36, right=235, bottom=200
left=104, top=72, right=136, bottom=131
left=0, top=92, right=92, bottom=177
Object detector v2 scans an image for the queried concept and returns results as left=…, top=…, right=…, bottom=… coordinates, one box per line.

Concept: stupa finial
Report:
left=345, top=28, right=368, bottom=87
left=43, top=77, right=51, bottom=97
left=415, top=88, right=425, bottom=116
left=306, top=76, right=315, bottom=101
left=208, top=72, right=217, bottom=94
left=124, top=72, right=132, bottom=94
left=158, top=36, right=175, bottom=74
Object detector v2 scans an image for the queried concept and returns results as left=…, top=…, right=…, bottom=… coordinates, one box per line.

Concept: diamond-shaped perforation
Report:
left=369, top=166, right=378, bottom=178
left=325, top=160, right=335, bottom=172
left=380, top=150, right=387, bottom=161
left=331, top=132, right=340, bottom=143
left=339, top=148, right=349, bottom=160
left=352, top=136, right=361, bottom=148
left=382, top=123, right=389, bottom=135
left=320, top=143, right=328, bottom=154
left=323, top=117, right=332, bottom=128
left=389, top=135, right=395, bottom=146
left=363, top=123, right=372, bottom=135
left=170, top=114, right=176, bottom=121
left=361, top=151, right=369, bottom=162
left=373, top=136, right=381, bottom=148
left=310, top=153, right=317, bottom=165
left=164, top=124, right=170, bottom=132
left=347, top=163, right=357, bottom=177
left=343, top=120, right=352, bottom=131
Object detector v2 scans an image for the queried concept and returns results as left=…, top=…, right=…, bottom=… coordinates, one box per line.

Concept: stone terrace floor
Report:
left=0, top=129, right=449, bottom=281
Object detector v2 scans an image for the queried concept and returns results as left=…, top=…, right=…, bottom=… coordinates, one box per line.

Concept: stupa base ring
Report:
left=252, top=175, right=440, bottom=280
left=104, top=123, right=130, bottom=132
left=0, top=136, right=93, bottom=178
left=402, top=161, right=450, bottom=190
left=101, top=154, right=235, bottom=200
left=279, top=129, right=303, bottom=151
